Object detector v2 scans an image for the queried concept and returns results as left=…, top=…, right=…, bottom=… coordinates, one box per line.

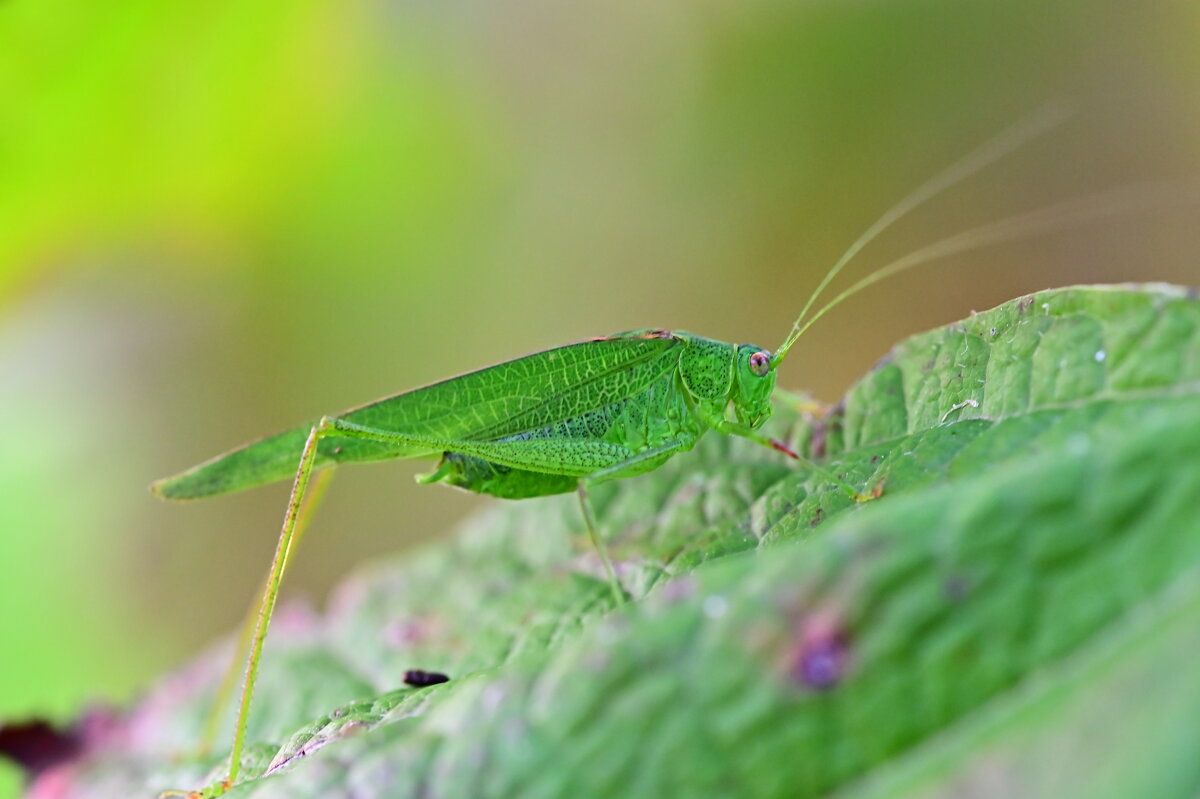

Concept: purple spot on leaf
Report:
left=798, top=645, right=843, bottom=690
left=790, top=612, right=851, bottom=691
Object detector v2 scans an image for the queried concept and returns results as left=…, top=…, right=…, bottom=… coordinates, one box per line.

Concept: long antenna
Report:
left=784, top=178, right=1200, bottom=347
left=772, top=103, right=1072, bottom=366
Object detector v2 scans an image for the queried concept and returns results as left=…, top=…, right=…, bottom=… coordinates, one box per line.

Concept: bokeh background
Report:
left=2, top=0, right=1199, bottom=793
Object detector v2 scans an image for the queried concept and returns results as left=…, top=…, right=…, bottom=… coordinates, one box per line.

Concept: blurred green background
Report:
left=1, top=0, right=1198, bottom=793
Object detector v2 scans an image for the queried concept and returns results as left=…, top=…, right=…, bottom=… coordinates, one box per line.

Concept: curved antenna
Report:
left=781, top=179, right=1200, bottom=348
left=772, top=103, right=1072, bottom=366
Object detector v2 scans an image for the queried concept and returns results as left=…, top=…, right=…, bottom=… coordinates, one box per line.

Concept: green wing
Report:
left=153, top=331, right=683, bottom=499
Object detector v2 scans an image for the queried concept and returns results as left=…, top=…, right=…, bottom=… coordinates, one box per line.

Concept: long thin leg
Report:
left=175, top=419, right=409, bottom=796
left=198, top=469, right=335, bottom=757
left=162, top=429, right=345, bottom=798
left=576, top=481, right=624, bottom=605
left=219, top=420, right=329, bottom=791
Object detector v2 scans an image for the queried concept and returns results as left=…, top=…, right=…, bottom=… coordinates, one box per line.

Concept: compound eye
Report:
left=749, top=351, right=770, bottom=377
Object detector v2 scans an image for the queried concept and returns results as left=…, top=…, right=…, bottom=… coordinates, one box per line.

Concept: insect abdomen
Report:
left=431, top=453, right=580, bottom=499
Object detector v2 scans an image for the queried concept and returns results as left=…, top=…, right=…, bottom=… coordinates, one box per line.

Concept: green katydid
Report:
left=158, top=104, right=1164, bottom=797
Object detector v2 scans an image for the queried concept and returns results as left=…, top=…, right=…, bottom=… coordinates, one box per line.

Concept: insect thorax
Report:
left=676, top=334, right=737, bottom=400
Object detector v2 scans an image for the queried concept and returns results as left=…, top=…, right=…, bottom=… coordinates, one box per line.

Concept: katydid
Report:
left=154, top=105, right=1112, bottom=798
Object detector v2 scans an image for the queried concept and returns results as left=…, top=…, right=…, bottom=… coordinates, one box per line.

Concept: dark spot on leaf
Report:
left=809, top=508, right=823, bottom=528
left=990, top=327, right=998, bottom=337
left=790, top=612, right=850, bottom=691
left=333, top=446, right=343, bottom=455
left=404, top=670, right=451, bottom=688
left=922, top=358, right=936, bottom=373
left=869, top=455, right=880, bottom=464
left=1018, top=297, right=1034, bottom=314
left=943, top=573, right=972, bottom=602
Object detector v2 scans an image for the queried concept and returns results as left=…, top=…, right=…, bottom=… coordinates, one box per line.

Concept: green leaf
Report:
left=29, top=285, right=1200, bottom=798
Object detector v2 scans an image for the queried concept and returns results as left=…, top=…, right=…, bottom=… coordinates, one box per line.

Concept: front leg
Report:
left=715, top=419, right=867, bottom=501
